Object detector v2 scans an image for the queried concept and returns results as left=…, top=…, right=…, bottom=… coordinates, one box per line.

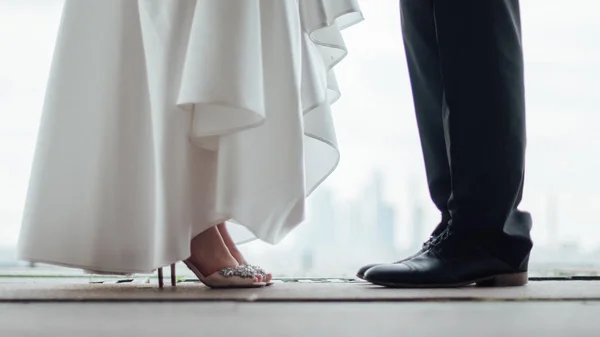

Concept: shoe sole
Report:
left=366, top=272, right=528, bottom=288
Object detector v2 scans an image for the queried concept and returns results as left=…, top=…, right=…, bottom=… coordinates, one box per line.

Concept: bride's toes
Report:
left=245, top=264, right=273, bottom=284
left=240, top=264, right=263, bottom=282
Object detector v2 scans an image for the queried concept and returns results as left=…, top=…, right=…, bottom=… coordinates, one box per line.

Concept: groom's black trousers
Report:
left=400, top=0, right=532, bottom=268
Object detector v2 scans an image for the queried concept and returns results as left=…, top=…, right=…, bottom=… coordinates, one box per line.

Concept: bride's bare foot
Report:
left=188, top=226, right=263, bottom=283
left=217, top=223, right=273, bottom=283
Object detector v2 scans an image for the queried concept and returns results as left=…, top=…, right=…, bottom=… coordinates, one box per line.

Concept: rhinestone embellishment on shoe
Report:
left=240, top=264, right=267, bottom=277
left=218, top=265, right=257, bottom=279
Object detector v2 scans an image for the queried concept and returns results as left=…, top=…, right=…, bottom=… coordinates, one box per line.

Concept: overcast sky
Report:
left=1, top=0, right=600, bottom=251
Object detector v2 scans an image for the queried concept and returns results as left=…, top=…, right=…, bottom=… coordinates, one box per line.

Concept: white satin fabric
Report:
left=17, top=0, right=363, bottom=274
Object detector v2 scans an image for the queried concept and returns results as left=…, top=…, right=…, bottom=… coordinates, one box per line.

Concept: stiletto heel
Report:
left=158, top=267, right=164, bottom=288
left=157, top=263, right=177, bottom=288
left=183, top=259, right=266, bottom=288
left=170, top=263, right=177, bottom=286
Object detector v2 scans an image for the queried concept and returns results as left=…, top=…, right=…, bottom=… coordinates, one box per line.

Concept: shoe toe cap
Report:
left=363, top=263, right=413, bottom=283
left=356, top=263, right=380, bottom=279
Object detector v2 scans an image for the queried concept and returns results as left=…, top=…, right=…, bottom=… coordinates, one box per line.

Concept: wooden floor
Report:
left=1, top=279, right=599, bottom=302
left=1, top=301, right=599, bottom=337
left=1, top=279, right=599, bottom=336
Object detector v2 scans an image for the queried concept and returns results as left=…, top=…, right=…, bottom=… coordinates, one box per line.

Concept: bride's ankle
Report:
left=188, top=227, right=239, bottom=276
left=228, top=248, right=248, bottom=265
left=215, top=223, right=249, bottom=265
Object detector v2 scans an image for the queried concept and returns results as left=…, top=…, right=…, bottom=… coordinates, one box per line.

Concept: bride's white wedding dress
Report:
left=17, top=0, right=363, bottom=274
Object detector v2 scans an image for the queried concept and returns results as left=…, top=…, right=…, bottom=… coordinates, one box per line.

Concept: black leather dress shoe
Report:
left=363, top=229, right=529, bottom=288
left=355, top=236, right=437, bottom=280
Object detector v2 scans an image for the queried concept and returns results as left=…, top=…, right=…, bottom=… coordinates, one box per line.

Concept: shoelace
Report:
left=391, top=235, right=437, bottom=263
left=427, top=227, right=453, bottom=253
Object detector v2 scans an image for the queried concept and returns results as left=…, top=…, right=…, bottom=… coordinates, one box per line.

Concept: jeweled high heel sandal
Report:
left=182, top=259, right=266, bottom=288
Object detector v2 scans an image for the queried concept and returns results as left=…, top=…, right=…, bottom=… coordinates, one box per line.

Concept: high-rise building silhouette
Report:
left=291, top=172, right=401, bottom=273
left=341, top=199, right=367, bottom=261
left=378, top=203, right=396, bottom=256
left=408, top=176, right=426, bottom=252
left=294, top=186, right=337, bottom=271
left=309, top=187, right=336, bottom=250
left=363, top=171, right=397, bottom=257
left=411, top=201, right=425, bottom=253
